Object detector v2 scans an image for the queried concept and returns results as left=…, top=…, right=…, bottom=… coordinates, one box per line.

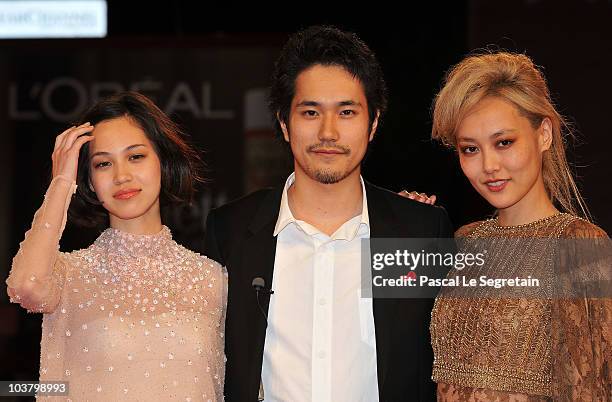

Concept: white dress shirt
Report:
left=261, top=173, right=379, bottom=402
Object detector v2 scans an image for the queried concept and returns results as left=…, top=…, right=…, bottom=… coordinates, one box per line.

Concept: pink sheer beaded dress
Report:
left=6, top=175, right=227, bottom=401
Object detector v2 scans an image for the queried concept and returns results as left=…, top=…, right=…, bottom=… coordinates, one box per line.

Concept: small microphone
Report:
left=252, top=277, right=274, bottom=295
left=252, top=277, right=274, bottom=322
left=252, top=277, right=266, bottom=292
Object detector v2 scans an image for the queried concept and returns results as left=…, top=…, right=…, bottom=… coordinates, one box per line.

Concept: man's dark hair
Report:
left=68, top=91, right=205, bottom=228
left=269, top=25, right=388, bottom=140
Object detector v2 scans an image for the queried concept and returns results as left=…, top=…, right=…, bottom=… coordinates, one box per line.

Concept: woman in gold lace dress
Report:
left=6, top=92, right=227, bottom=401
left=428, top=53, right=610, bottom=401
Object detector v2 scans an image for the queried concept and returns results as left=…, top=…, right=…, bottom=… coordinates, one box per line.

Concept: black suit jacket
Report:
left=204, top=182, right=454, bottom=402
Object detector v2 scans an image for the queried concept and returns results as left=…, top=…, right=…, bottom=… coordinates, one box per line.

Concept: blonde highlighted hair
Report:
left=432, top=51, right=589, bottom=219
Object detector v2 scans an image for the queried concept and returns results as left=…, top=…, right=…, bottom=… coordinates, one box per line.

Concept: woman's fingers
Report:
left=57, top=122, right=91, bottom=151
left=69, top=133, right=95, bottom=153
left=57, top=125, right=79, bottom=150
left=399, top=190, right=413, bottom=199
left=54, top=126, right=75, bottom=151
left=62, top=123, right=93, bottom=151
left=51, top=123, right=94, bottom=181
left=399, top=190, right=437, bottom=205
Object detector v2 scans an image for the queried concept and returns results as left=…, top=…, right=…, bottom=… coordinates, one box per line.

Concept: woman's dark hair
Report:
left=68, top=91, right=205, bottom=228
left=269, top=25, right=388, bottom=139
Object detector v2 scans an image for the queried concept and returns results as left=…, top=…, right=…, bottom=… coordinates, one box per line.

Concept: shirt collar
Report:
left=273, top=172, right=370, bottom=239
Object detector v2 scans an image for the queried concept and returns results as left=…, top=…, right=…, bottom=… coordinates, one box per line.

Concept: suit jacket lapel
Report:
left=365, top=182, right=404, bottom=394
left=244, top=186, right=283, bottom=392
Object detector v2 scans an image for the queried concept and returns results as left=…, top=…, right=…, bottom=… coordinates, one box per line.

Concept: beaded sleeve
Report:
left=5, top=175, right=77, bottom=313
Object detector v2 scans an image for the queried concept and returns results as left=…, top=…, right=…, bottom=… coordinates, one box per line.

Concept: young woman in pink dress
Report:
left=7, top=92, right=227, bottom=401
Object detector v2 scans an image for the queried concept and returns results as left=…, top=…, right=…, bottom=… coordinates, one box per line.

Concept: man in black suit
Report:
left=204, top=26, right=453, bottom=402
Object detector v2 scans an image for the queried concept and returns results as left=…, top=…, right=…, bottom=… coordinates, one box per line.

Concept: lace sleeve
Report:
left=5, top=175, right=77, bottom=313
left=551, top=219, right=611, bottom=401
left=204, top=258, right=227, bottom=401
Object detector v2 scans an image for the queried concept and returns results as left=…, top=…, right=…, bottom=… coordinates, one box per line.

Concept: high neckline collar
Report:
left=491, top=212, right=567, bottom=231
left=94, top=225, right=173, bottom=257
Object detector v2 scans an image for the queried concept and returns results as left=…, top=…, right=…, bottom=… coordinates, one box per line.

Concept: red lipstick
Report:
left=113, top=188, right=141, bottom=199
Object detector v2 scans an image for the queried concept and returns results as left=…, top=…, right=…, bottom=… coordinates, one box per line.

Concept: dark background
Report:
left=1, top=0, right=610, bottom=395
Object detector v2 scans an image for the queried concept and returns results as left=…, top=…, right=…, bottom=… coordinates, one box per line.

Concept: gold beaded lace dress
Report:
left=431, top=213, right=610, bottom=402
left=6, top=176, right=227, bottom=401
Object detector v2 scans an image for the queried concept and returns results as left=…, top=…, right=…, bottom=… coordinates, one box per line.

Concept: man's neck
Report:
left=287, top=169, right=364, bottom=237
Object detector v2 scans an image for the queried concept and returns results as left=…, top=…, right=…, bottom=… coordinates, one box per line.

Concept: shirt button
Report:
left=318, top=351, right=326, bottom=359
left=318, top=298, right=327, bottom=306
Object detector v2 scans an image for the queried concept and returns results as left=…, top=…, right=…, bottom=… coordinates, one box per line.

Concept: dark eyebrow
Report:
left=295, top=100, right=362, bottom=108
left=296, top=100, right=320, bottom=107
left=339, top=100, right=362, bottom=107
left=458, top=129, right=516, bottom=142
left=90, top=144, right=146, bottom=159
